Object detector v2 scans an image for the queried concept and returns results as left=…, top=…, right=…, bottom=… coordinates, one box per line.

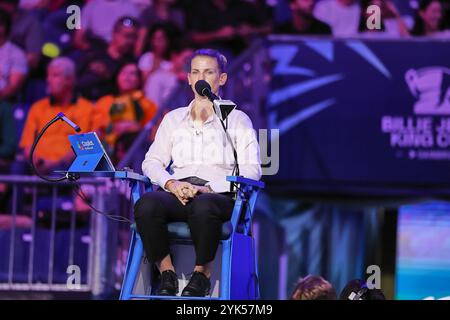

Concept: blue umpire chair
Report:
left=63, top=132, right=264, bottom=300
left=120, top=175, right=264, bottom=300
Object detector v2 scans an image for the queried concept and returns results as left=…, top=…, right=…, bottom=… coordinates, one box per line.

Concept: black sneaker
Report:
left=181, top=271, right=211, bottom=297
left=157, top=270, right=178, bottom=296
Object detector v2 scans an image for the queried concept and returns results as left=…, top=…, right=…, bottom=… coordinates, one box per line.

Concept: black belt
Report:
left=179, top=176, right=209, bottom=186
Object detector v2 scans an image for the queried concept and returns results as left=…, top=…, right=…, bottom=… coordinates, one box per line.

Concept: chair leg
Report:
left=119, top=230, right=143, bottom=300
left=228, top=233, right=258, bottom=300
left=220, top=239, right=232, bottom=300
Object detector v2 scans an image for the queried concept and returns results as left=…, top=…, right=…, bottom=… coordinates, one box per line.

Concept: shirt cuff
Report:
left=146, top=169, right=173, bottom=191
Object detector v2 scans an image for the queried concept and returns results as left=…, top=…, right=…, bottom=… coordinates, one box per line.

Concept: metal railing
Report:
left=0, top=175, right=133, bottom=297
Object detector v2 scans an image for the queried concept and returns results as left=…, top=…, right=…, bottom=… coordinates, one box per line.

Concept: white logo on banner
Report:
left=380, top=66, right=450, bottom=161
left=405, top=67, right=450, bottom=115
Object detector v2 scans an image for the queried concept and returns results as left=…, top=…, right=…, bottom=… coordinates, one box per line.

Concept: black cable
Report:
left=219, top=117, right=239, bottom=176
left=71, top=181, right=133, bottom=224
left=29, top=114, right=68, bottom=182
left=219, top=117, right=240, bottom=193
left=29, top=113, right=133, bottom=223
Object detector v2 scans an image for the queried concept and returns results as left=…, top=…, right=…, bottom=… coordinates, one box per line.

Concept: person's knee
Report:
left=190, top=196, right=222, bottom=220
left=134, top=192, right=164, bottom=220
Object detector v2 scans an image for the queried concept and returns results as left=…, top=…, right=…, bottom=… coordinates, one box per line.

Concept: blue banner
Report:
left=266, top=37, right=450, bottom=196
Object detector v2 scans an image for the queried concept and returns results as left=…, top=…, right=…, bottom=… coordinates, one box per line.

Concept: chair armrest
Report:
left=114, top=171, right=152, bottom=188
left=226, top=176, right=265, bottom=189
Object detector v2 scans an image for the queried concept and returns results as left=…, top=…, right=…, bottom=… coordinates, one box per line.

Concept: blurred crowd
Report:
left=0, top=0, right=449, bottom=178
left=290, top=275, right=386, bottom=300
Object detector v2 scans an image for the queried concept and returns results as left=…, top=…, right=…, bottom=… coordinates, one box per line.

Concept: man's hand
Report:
left=164, top=181, right=214, bottom=205
left=165, top=180, right=198, bottom=205
left=192, top=185, right=214, bottom=194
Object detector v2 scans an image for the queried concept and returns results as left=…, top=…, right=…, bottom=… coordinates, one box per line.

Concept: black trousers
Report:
left=134, top=190, right=235, bottom=266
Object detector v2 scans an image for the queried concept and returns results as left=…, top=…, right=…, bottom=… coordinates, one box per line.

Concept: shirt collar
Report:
left=182, top=99, right=218, bottom=125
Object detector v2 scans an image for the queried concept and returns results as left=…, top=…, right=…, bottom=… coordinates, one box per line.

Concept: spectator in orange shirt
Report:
left=19, top=57, right=93, bottom=175
left=93, top=61, right=158, bottom=164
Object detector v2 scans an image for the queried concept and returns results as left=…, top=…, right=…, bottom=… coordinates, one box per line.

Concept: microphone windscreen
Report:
left=195, top=80, right=211, bottom=96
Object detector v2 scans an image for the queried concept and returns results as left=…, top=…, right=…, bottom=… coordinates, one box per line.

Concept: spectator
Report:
left=19, top=57, right=93, bottom=175
left=411, top=0, right=450, bottom=38
left=73, top=0, right=139, bottom=51
left=188, top=0, right=272, bottom=56
left=0, top=0, right=44, bottom=69
left=76, top=16, right=139, bottom=101
left=0, top=9, right=28, bottom=100
left=358, top=0, right=410, bottom=38
left=136, top=0, right=186, bottom=56
left=138, top=23, right=180, bottom=107
left=314, top=0, right=361, bottom=37
left=276, top=0, right=332, bottom=35
left=339, top=279, right=386, bottom=300
left=290, top=275, right=337, bottom=300
left=93, top=61, right=158, bottom=162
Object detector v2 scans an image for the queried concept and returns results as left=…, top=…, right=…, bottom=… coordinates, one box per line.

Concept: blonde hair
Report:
left=291, top=275, right=336, bottom=300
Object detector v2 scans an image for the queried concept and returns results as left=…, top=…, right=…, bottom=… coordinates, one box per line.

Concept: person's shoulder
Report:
left=140, top=51, right=153, bottom=61
left=2, top=41, right=25, bottom=56
left=81, top=0, right=97, bottom=11
left=29, top=97, right=51, bottom=112
left=230, top=108, right=253, bottom=124
left=95, top=95, right=114, bottom=105
left=164, top=106, right=189, bottom=120
left=134, top=91, right=157, bottom=108
left=313, top=18, right=332, bottom=35
left=315, top=0, right=334, bottom=9
left=77, top=96, right=95, bottom=107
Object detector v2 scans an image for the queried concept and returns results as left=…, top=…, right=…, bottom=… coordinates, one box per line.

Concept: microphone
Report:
left=194, top=80, right=236, bottom=121
left=193, top=80, right=240, bottom=190
left=195, top=80, right=219, bottom=102
left=57, top=112, right=81, bottom=132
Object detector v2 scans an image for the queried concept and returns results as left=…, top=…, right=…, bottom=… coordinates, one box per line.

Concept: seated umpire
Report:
left=134, top=48, right=262, bottom=297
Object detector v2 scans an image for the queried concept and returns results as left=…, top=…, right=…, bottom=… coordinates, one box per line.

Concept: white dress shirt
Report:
left=314, top=0, right=361, bottom=37
left=142, top=100, right=262, bottom=193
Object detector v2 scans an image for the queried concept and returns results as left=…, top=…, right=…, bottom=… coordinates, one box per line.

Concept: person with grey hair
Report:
left=47, top=57, right=76, bottom=78
left=19, top=57, right=93, bottom=175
